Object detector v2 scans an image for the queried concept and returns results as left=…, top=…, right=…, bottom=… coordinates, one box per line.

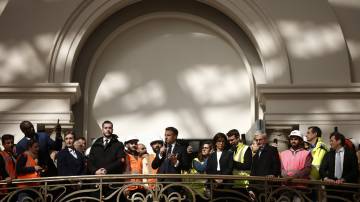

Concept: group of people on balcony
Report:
left=0, top=120, right=359, bottom=201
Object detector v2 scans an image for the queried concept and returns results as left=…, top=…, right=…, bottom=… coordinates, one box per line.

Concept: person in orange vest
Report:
left=16, top=139, right=43, bottom=201
left=124, top=137, right=144, bottom=198
left=0, top=134, right=16, bottom=180
left=140, top=140, right=163, bottom=190
left=0, top=134, right=15, bottom=196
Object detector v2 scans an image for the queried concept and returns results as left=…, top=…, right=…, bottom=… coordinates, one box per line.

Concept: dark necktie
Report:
left=104, top=139, right=109, bottom=147
left=258, top=146, right=264, bottom=157
left=167, top=144, right=173, bottom=155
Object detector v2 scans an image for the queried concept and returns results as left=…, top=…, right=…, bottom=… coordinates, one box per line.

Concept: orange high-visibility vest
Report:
left=17, top=154, right=40, bottom=188
left=0, top=151, right=16, bottom=179
left=124, top=152, right=143, bottom=191
left=143, top=154, right=157, bottom=190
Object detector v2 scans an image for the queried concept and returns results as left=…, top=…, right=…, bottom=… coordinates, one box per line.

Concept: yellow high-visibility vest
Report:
left=309, top=137, right=328, bottom=180
left=233, top=143, right=250, bottom=188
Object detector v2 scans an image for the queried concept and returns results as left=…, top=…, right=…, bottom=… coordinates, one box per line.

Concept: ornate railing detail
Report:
left=0, top=175, right=359, bottom=202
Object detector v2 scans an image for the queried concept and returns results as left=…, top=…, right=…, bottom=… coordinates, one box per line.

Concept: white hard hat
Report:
left=125, top=136, right=139, bottom=144
left=289, top=130, right=303, bottom=140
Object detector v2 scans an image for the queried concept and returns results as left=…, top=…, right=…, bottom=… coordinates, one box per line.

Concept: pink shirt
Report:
left=280, top=148, right=312, bottom=179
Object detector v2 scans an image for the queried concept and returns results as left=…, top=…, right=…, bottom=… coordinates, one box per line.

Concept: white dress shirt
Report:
left=216, top=151, right=222, bottom=171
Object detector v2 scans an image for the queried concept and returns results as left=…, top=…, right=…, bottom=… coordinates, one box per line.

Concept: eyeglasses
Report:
left=255, top=138, right=264, bottom=142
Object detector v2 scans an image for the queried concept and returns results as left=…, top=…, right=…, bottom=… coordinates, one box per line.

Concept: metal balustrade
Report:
left=0, top=174, right=359, bottom=202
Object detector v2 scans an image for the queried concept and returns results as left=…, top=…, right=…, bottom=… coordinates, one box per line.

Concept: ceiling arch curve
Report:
left=49, top=0, right=291, bottom=85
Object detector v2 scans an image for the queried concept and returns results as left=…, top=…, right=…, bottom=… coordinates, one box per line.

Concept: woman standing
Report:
left=16, top=139, right=43, bottom=201
left=206, top=133, right=233, bottom=187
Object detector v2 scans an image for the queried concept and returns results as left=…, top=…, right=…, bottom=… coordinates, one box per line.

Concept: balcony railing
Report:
left=0, top=174, right=359, bottom=202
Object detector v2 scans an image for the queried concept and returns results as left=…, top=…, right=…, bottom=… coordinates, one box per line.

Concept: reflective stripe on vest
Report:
left=310, top=138, right=328, bottom=180
left=185, top=158, right=207, bottom=197
left=233, top=143, right=248, bottom=163
left=233, top=143, right=250, bottom=188
left=0, top=151, right=16, bottom=179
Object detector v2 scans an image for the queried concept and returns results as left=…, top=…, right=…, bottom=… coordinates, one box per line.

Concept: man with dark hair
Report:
left=0, top=134, right=16, bottom=180
left=152, top=127, right=189, bottom=173
left=320, top=132, right=359, bottom=201
left=87, top=120, right=125, bottom=175
left=87, top=121, right=126, bottom=201
left=226, top=129, right=252, bottom=188
left=152, top=127, right=190, bottom=196
left=16, top=121, right=62, bottom=177
left=320, top=132, right=358, bottom=183
left=306, top=126, right=328, bottom=180
left=74, top=137, right=86, bottom=155
left=280, top=130, right=312, bottom=182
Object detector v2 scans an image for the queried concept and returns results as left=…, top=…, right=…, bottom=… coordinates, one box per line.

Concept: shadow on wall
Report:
left=0, top=0, right=78, bottom=84
left=87, top=18, right=252, bottom=144
left=328, top=0, right=360, bottom=82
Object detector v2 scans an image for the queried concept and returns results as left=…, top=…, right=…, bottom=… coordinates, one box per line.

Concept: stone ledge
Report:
left=0, top=83, right=81, bottom=104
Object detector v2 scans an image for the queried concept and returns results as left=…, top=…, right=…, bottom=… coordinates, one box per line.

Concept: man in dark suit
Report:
left=320, top=132, right=359, bottom=201
left=87, top=120, right=126, bottom=201
left=152, top=127, right=190, bottom=174
left=151, top=127, right=190, bottom=197
left=57, top=131, right=86, bottom=176
left=249, top=131, right=281, bottom=200
left=88, top=120, right=126, bottom=175
left=251, top=131, right=281, bottom=177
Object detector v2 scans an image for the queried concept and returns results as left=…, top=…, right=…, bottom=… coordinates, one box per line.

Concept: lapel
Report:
left=257, top=144, right=268, bottom=160
left=65, top=147, right=77, bottom=160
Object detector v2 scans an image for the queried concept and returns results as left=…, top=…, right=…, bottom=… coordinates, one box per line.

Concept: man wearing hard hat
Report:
left=280, top=130, right=312, bottom=180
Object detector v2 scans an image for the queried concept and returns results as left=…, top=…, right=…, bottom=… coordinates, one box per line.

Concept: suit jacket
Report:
left=251, top=144, right=281, bottom=177
left=319, top=147, right=359, bottom=183
left=87, top=135, right=126, bottom=174
left=206, top=150, right=233, bottom=175
left=57, top=147, right=86, bottom=176
left=152, top=142, right=190, bottom=174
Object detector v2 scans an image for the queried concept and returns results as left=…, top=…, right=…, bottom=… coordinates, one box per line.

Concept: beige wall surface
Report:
left=0, top=0, right=81, bottom=84
left=328, top=0, right=360, bottom=82
left=87, top=17, right=253, bottom=146
left=258, top=0, right=351, bottom=84
left=0, top=0, right=359, bottom=146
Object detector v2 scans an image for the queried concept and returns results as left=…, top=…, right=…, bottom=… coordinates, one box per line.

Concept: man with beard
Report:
left=87, top=120, right=126, bottom=201
left=141, top=140, right=163, bottom=190
left=88, top=120, right=126, bottom=174
left=280, top=130, right=312, bottom=179
left=16, top=121, right=62, bottom=177
left=280, top=130, right=312, bottom=201
left=226, top=129, right=252, bottom=189
left=124, top=137, right=144, bottom=196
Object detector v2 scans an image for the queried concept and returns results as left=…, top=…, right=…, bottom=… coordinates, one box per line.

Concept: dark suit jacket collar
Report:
left=95, top=134, right=119, bottom=145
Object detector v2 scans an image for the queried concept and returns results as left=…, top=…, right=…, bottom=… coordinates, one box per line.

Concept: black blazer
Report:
left=152, top=142, right=190, bottom=174
left=87, top=135, right=126, bottom=174
left=57, top=147, right=86, bottom=176
left=319, top=147, right=359, bottom=183
left=206, top=150, right=233, bottom=175
left=251, top=144, right=281, bottom=177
